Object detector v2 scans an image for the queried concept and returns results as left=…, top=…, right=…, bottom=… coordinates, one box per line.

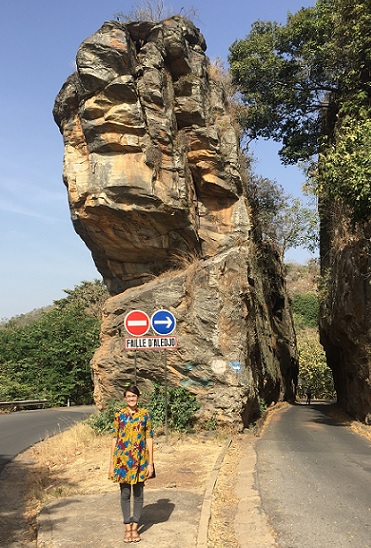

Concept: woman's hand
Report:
left=146, top=463, right=154, bottom=479
left=108, top=461, right=114, bottom=479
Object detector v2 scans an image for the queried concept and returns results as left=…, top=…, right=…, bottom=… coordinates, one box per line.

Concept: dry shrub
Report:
left=169, top=250, right=200, bottom=270
left=207, top=58, right=232, bottom=87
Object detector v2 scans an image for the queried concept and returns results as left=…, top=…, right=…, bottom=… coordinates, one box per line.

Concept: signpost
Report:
left=123, top=309, right=177, bottom=443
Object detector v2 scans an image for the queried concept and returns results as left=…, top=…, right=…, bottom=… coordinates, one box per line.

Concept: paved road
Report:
left=0, top=406, right=96, bottom=474
left=256, top=403, right=371, bottom=548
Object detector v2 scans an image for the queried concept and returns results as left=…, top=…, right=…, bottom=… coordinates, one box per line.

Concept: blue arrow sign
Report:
left=229, top=361, right=242, bottom=373
left=151, top=309, right=176, bottom=336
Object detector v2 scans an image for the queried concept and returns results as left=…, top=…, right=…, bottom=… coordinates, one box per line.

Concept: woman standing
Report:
left=109, top=384, right=154, bottom=543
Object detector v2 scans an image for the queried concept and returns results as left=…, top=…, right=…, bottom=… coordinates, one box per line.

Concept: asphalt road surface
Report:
left=256, top=402, right=371, bottom=547
left=0, top=405, right=96, bottom=474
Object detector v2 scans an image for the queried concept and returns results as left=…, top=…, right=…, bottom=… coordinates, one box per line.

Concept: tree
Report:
left=0, top=281, right=106, bottom=405
left=229, top=0, right=371, bottom=165
left=54, top=279, right=109, bottom=319
left=229, top=0, right=371, bottom=223
left=247, top=173, right=319, bottom=261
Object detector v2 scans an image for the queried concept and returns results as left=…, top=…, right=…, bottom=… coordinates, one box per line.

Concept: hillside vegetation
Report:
left=0, top=280, right=108, bottom=406
left=285, top=261, right=335, bottom=399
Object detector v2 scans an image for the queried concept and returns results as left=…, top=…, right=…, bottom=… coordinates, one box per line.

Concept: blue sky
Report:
left=0, top=0, right=315, bottom=319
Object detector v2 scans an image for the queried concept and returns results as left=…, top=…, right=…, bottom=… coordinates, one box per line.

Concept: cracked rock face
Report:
left=320, top=221, right=371, bottom=424
left=54, top=17, right=298, bottom=426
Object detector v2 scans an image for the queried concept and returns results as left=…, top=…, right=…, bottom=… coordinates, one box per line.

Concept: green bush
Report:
left=150, top=384, right=200, bottom=432
left=0, top=280, right=105, bottom=406
left=87, top=384, right=201, bottom=434
left=292, top=292, right=319, bottom=329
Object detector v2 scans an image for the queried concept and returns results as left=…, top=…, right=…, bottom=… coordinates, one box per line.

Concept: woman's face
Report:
left=125, top=390, right=139, bottom=409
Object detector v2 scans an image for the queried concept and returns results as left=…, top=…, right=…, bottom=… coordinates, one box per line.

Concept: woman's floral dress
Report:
left=111, top=407, right=153, bottom=484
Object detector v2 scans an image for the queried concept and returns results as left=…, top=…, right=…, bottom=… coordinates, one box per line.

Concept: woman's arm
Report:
left=146, top=436, right=154, bottom=478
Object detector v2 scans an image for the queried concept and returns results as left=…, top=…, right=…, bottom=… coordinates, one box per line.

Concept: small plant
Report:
left=86, top=399, right=125, bottom=434
left=86, top=384, right=201, bottom=434
left=149, top=383, right=200, bottom=432
left=169, top=250, right=200, bottom=270
left=204, top=413, right=218, bottom=431
left=259, top=399, right=267, bottom=415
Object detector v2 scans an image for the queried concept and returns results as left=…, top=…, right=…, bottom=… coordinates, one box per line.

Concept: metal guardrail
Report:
left=0, top=399, right=48, bottom=410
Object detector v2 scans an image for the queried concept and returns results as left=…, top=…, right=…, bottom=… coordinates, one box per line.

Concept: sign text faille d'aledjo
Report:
left=124, top=336, right=177, bottom=350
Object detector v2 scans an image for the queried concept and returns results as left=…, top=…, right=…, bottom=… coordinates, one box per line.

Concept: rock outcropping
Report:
left=54, top=17, right=298, bottom=427
left=320, top=209, right=371, bottom=424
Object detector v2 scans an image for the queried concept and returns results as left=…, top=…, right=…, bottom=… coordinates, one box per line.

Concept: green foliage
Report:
left=204, top=413, right=218, bottom=431
left=318, top=113, right=371, bottom=223
left=150, top=384, right=200, bottom=432
left=297, top=329, right=335, bottom=399
left=0, top=281, right=105, bottom=405
left=230, top=1, right=371, bottom=162
left=230, top=0, right=371, bottom=224
left=86, top=399, right=125, bottom=434
left=54, top=279, right=109, bottom=319
left=259, top=399, right=267, bottom=414
left=87, top=384, right=201, bottom=434
left=229, top=6, right=333, bottom=164
left=292, top=293, right=319, bottom=329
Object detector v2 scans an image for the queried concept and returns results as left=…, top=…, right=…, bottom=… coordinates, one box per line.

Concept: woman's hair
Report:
left=124, top=384, right=140, bottom=397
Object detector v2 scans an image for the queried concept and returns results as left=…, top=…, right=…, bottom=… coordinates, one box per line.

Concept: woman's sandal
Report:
left=124, top=525, right=132, bottom=543
left=131, top=525, right=141, bottom=543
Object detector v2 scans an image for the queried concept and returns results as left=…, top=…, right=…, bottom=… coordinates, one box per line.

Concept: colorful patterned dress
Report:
left=111, top=407, right=154, bottom=484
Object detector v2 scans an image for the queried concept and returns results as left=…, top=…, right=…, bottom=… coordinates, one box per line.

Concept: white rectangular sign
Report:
left=124, top=336, right=178, bottom=350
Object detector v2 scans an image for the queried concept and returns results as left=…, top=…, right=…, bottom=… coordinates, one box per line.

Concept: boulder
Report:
left=54, top=16, right=298, bottom=427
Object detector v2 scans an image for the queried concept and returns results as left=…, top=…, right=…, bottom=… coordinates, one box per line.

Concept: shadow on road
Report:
left=139, top=497, right=176, bottom=534
left=296, top=401, right=352, bottom=428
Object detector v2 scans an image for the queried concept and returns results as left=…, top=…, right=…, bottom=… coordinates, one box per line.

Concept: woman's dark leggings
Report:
left=120, top=482, right=144, bottom=524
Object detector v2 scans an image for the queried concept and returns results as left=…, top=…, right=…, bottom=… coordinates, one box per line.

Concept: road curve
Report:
left=256, top=403, right=371, bottom=548
left=0, top=406, right=96, bottom=474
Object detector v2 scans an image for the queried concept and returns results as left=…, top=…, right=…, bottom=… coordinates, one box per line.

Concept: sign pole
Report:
left=134, top=350, right=137, bottom=385
left=164, top=350, right=168, bottom=444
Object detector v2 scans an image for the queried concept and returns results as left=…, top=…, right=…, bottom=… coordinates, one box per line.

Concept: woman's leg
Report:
left=131, top=482, right=144, bottom=541
left=132, top=482, right=144, bottom=523
left=119, top=483, right=132, bottom=524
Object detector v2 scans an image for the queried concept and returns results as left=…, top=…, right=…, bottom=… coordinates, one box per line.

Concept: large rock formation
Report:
left=319, top=208, right=371, bottom=424
left=54, top=16, right=298, bottom=427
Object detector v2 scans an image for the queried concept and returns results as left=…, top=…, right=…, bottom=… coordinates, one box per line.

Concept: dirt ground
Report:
left=0, top=424, right=244, bottom=547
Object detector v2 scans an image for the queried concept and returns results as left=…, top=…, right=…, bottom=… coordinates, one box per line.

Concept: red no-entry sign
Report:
left=124, top=310, right=150, bottom=336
